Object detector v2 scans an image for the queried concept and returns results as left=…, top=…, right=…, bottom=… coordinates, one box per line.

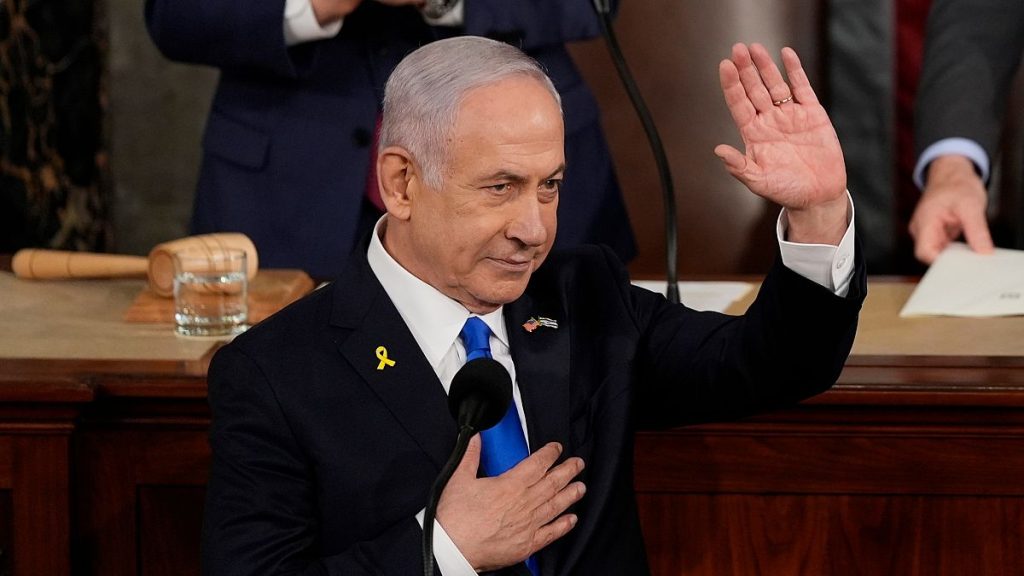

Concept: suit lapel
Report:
left=507, top=291, right=572, bottom=576
left=505, top=292, right=571, bottom=457
left=330, top=254, right=456, bottom=471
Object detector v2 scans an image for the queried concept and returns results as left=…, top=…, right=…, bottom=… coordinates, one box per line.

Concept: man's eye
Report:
left=540, top=179, right=562, bottom=200
left=543, top=179, right=562, bottom=191
left=489, top=183, right=511, bottom=193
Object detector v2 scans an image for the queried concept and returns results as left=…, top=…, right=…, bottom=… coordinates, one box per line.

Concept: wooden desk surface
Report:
left=3, top=273, right=1023, bottom=374
left=728, top=277, right=1024, bottom=363
left=0, top=272, right=218, bottom=377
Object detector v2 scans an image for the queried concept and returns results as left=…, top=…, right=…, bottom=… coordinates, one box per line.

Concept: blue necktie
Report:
left=459, top=317, right=539, bottom=576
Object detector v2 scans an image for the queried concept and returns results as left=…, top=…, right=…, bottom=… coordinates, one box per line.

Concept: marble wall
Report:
left=0, top=0, right=215, bottom=256
left=1, top=0, right=109, bottom=253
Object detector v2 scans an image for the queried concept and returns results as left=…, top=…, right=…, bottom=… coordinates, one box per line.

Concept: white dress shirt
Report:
left=367, top=218, right=526, bottom=576
left=913, top=137, right=990, bottom=189
left=283, top=0, right=465, bottom=46
left=777, top=191, right=857, bottom=297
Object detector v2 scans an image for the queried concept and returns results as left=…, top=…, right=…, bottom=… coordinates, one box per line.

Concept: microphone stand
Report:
left=422, top=425, right=474, bottom=576
left=591, top=0, right=680, bottom=304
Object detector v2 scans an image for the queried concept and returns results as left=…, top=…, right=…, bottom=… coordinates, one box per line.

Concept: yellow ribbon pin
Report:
left=375, top=346, right=396, bottom=370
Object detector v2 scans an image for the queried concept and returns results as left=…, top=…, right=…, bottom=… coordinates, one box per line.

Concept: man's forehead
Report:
left=457, top=76, right=561, bottom=116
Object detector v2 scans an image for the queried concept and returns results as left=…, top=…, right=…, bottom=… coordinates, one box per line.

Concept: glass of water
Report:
left=173, top=248, right=249, bottom=337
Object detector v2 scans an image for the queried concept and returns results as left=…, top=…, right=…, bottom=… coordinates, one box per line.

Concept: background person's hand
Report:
left=909, top=154, right=994, bottom=264
left=436, top=436, right=585, bottom=572
left=715, top=43, right=848, bottom=245
left=310, top=0, right=364, bottom=24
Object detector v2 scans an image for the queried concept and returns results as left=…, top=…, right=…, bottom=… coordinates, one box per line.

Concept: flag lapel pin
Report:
left=523, top=316, right=558, bottom=333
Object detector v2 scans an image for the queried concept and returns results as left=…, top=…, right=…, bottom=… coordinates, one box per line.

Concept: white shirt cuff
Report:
left=284, top=0, right=343, bottom=46
left=913, top=137, right=990, bottom=189
left=777, top=191, right=856, bottom=297
left=421, top=0, right=465, bottom=26
left=415, top=509, right=477, bottom=576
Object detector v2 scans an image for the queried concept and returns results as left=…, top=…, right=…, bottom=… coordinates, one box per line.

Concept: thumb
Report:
left=452, top=433, right=482, bottom=481
left=714, top=144, right=747, bottom=174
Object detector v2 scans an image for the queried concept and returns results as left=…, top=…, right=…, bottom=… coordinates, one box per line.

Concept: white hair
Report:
left=380, top=36, right=562, bottom=188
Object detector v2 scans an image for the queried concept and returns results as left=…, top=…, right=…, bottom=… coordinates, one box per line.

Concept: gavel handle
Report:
left=12, top=249, right=149, bottom=280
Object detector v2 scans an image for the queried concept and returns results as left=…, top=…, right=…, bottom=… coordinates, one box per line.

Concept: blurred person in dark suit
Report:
left=144, top=0, right=635, bottom=279
left=911, top=0, right=1024, bottom=263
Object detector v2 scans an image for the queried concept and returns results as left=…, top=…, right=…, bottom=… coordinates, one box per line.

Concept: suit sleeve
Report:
left=619, top=245, right=866, bottom=429
left=144, top=0, right=616, bottom=79
left=144, top=0, right=306, bottom=78
left=462, top=0, right=617, bottom=50
left=202, top=345, right=424, bottom=576
left=914, top=0, right=1024, bottom=160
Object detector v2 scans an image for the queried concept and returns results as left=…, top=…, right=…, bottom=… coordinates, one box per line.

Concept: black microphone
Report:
left=448, top=357, right=513, bottom=430
left=423, top=357, right=512, bottom=576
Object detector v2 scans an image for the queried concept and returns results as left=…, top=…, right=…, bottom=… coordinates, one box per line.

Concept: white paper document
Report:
left=900, top=242, right=1024, bottom=317
left=631, top=280, right=754, bottom=313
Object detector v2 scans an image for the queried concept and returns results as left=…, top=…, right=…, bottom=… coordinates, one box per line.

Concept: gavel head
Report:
left=147, top=233, right=259, bottom=297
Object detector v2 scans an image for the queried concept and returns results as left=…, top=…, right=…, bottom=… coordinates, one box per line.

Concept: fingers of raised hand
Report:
left=732, top=43, right=774, bottom=112
left=719, top=59, right=756, bottom=127
left=749, top=43, right=793, bottom=107
left=780, top=46, right=819, bottom=106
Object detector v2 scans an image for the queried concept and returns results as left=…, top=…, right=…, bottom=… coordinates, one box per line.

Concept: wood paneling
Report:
left=639, top=494, right=1024, bottom=576
left=138, top=486, right=205, bottom=576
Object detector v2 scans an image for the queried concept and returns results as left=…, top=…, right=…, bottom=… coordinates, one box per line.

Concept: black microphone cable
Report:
left=422, top=424, right=475, bottom=576
left=423, top=358, right=512, bottom=576
left=591, top=0, right=680, bottom=304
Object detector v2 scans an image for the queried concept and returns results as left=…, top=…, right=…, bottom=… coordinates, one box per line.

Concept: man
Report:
left=910, top=0, right=1024, bottom=264
left=202, top=37, right=864, bottom=575
left=144, top=0, right=635, bottom=279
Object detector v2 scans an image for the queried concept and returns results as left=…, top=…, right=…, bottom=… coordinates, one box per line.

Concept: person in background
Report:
left=144, top=0, right=635, bottom=279
left=910, top=0, right=1024, bottom=264
left=201, top=36, right=864, bottom=575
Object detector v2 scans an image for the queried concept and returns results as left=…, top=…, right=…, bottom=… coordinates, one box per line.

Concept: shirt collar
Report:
left=366, top=216, right=509, bottom=370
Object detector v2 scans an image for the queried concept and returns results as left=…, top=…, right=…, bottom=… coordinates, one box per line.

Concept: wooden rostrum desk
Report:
left=1, top=270, right=1022, bottom=575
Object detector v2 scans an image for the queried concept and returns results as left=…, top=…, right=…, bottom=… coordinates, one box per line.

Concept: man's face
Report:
left=399, top=76, right=564, bottom=313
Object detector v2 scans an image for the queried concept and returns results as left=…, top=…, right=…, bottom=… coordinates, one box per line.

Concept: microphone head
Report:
left=448, top=357, right=513, bottom=431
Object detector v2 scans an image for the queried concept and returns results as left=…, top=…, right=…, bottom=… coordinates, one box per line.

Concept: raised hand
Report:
left=715, top=43, right=848, bottom=245
left=436, top=436, right=585, bottom=572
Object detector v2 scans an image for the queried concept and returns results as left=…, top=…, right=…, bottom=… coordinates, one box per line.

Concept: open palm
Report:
left=715, top=44, right=846, bottom=211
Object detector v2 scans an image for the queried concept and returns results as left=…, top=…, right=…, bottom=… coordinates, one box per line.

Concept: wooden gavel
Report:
left=11, top=233, right=259, bottom=297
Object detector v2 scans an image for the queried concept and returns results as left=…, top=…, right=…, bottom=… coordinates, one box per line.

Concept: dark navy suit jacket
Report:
left=144, top=1, right=636, bottom=278
left=202, top=243, right=865, bottom=575
left=915, top=0, right=1024, bottom=165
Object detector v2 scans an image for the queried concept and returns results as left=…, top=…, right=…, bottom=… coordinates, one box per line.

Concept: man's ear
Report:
left=377, top=146, right=419, bottom=221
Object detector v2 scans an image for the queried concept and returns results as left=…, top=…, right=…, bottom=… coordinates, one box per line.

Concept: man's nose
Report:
left=506, top=195, right=549, bottom=247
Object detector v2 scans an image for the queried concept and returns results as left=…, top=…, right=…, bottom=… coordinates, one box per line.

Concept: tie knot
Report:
left=460, top=317, right=492, bottom=361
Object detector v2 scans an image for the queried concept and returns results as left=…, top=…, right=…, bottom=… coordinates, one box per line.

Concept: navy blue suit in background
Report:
left=144, top=1, right=636, bottom=278
left=202, top=243, right=865, bottom=575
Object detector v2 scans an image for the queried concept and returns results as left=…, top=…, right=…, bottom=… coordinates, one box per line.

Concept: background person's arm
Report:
left=910, top=0, right=1024, bottom=262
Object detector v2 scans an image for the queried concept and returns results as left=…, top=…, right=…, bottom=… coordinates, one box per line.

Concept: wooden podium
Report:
left=0, top=272, right=1022, bottom=575
left=638, top=281, right=1024, bottom=575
